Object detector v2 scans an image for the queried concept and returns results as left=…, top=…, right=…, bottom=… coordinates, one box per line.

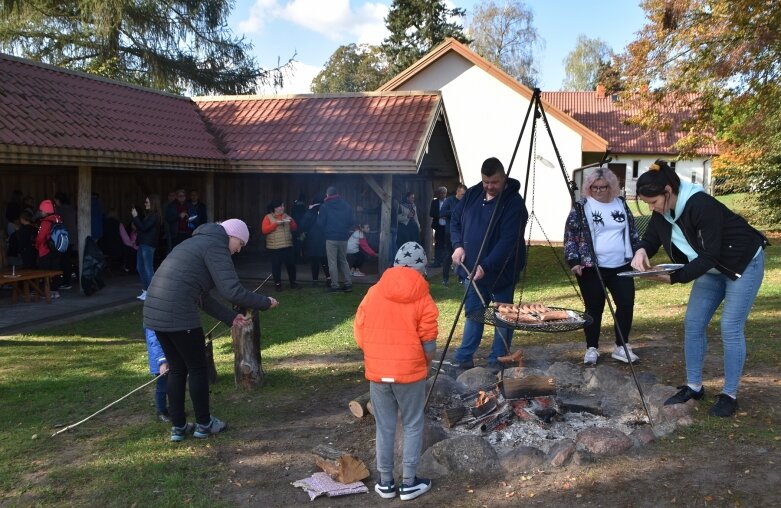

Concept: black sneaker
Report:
left=327, top=286, right=343, bottom=293
left=275, top=283, right=283, bottom=292
left=342, top=285, right=353, bottom=293
left=664, top=385, right=705, bottom=405
left=170, top=422, right=195, bottom=442
left=709, top=394, right=738, bottom=417
left=59, top=284, right=72, bottom=290
left=399, top=477, right=431, bottom=501
left=374, top=479, right=396, bottom=499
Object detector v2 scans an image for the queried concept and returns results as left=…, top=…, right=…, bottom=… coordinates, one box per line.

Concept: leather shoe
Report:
left=664, top=385, right=705, bottom=405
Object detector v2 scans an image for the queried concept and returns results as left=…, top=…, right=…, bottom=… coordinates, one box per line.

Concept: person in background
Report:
left=90, top=193, right=103, bottom=241
left=188, top=190, right=207, bottom=230
left=291, top=192, right=307, bottom=264
left=8, top=210, right=37, bottom=268
left=317, top=186, right=354, bottom=293
left=99, top=209, right=125, bottom=270
left=5, top=190, right=22, bottom=238
left=429, top=186, right=448, bottom=268
left=119, top=220, right=139, bottom=273
left=564, top=167, right=641, bottom=365
left=22, top=195, right=36, bottom=217
left=631, top=160, right=767, bottom=417
left=132, top=194, right=161, bottom=301
left=346, top=223, right=378, bottom=277
left=300, top=194, right=331, bottom=287
left=144, top=328, right=170, bottom=423
left=165, top=189, right=191, bottom=248
left=396, top=191, right=420, bottom=248
left=34, top=199, right=65, bottom=298
left=143, top=219, right=279, bottom=441
left=262, top=199, right=300, bottom=292
left=439, top=184, right=466, bottom=286
left=163, top=190, right=177, bottom=254
left=445, top=157, right=528, bottom=374
left=354, top=241, right=438, bottom=501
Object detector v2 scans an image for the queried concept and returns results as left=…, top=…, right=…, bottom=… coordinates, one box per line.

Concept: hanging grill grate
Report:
left=467, top=305, right=592, bottom=333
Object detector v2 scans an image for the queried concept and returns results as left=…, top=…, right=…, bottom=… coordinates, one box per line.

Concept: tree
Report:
left=310, top=44, right=388, bottom=93
left=620, top=0, right=781, bottom=223
left=382, top=0, right=470, bottom=76
left=0, top=0, right=290, bottom=95
left=561, top=35, right=613, bottom=91
left=467, top=0, right=542, bottom=88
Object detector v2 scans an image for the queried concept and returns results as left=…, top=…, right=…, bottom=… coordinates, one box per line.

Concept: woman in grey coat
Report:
left=143, top=219, right=278, bottom=442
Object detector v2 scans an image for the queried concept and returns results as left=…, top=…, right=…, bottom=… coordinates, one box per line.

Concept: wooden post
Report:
left=231, top=311, right=265, bottom=389
left=361, top=174, right=393, bottom=273
left=204, top=172, right=215, bottom=222
left=77, top=166, right=92, bottom=284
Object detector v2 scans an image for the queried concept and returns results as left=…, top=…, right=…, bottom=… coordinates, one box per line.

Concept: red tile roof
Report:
left=540, top=90, right=718, bottom=156
left=0, top=53, right=226, bottom=165
left=194, top=92, right=443, bottom=172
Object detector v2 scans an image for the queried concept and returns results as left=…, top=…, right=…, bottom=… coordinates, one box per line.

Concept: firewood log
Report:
left=348, top=392, right=372, bottom=418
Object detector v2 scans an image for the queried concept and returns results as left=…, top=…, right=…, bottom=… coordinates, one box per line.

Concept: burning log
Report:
left=499, top=376, right=556, bottom=399
left=441, top=407, right=466, bottom=428
left=480, top=406, right=515, bottom=433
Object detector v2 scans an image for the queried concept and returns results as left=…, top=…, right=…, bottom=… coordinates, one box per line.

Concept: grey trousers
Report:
left=325, top=240, right=351, bottom=288
left=370, top=379, right=426, bottom=481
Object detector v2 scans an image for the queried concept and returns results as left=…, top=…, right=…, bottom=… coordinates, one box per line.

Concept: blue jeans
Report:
left=683, top=250, right=764, bottom=397
left=454, top=283, right=514, bottom=365
left=155, top=374, right=168, bottom=413
left=137, top=245, right=155, bottom=290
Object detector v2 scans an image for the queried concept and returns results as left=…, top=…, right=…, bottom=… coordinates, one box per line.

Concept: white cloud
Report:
left=240, top=0, right=388, bottom=43
left=238, top=0, right=282, bottom=34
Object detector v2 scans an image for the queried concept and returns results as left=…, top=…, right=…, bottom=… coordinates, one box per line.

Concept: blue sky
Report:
left=227, top=0, right=649, bottom=94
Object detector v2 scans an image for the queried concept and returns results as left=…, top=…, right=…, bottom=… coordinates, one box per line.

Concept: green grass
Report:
left=1, top=238, right=779, bottom=505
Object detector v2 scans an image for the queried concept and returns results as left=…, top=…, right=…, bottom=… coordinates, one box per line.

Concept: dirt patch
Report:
left=213, top=335, right=781, bottom=507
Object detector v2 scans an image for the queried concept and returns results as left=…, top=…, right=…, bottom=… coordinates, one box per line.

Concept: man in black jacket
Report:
left=317, top=186, right=354, bottom=292
left=429, top=186, right=448, bottom=268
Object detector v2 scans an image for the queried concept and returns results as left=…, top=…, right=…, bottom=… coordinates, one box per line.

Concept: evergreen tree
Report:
left=382, top=0, right=469, bottom=76
left=0, top=0, right=290, bottom=95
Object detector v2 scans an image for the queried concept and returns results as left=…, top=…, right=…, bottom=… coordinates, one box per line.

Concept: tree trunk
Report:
left=231, top=311, right=264, bottom=389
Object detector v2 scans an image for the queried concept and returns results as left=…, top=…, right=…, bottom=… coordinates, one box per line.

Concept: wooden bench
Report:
left=1, top=268, right=63, bottom=303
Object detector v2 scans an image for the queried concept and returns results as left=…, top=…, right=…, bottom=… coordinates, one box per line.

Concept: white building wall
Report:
left=392, top=52, right=586, bottom=242
left=608, top=154, right=713, bottom=195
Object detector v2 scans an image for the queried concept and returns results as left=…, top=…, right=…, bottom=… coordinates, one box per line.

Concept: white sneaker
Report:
left=612, top=345, right=639, bottom=364
left=137, top=290, right=147, bottom=301
left=51, top=291, right=61, bottom=300
left=352, top=269, right=366, bottom=277
left=584, top=347, right=599, bottom=365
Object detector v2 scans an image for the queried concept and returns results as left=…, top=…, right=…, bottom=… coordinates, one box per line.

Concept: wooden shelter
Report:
left=0, top=53, right=460, bottom=274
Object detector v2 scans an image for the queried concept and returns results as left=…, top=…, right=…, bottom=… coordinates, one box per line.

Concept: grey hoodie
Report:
left=143, top=223, right=272, bottom=331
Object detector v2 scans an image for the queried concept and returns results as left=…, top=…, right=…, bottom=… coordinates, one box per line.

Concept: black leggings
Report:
left=577, top=264, right=635, bottom=349
left=155, top=328, right=210, bottom=427
left=310, top=255, right=330, bottom=281
left=269, top=247, right=296, bottom=285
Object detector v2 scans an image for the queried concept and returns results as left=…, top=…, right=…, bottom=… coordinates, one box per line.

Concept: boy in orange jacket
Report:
left=354, top=241, right=438, bottom=501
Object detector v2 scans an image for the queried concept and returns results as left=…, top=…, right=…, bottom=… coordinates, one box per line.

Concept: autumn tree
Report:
left=310, top=44, right=388, bottom=93
left=561, top=35, right=613, bottom=91
left=382, top=0, right=469, bottom=76
left=0, top=0, right=290, bottom=95
left=620, top=0, right=781, bottom=222
left=467, top=0, right=542, bottom=88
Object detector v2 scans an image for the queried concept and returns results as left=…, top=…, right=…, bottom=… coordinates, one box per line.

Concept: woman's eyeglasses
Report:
left=590, top=185, right=609, bottom=192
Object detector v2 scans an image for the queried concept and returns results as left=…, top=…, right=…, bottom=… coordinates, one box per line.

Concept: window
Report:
left=632, top=160, right=640, bottom=179
left=670, top=161, right=677, bottom=170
